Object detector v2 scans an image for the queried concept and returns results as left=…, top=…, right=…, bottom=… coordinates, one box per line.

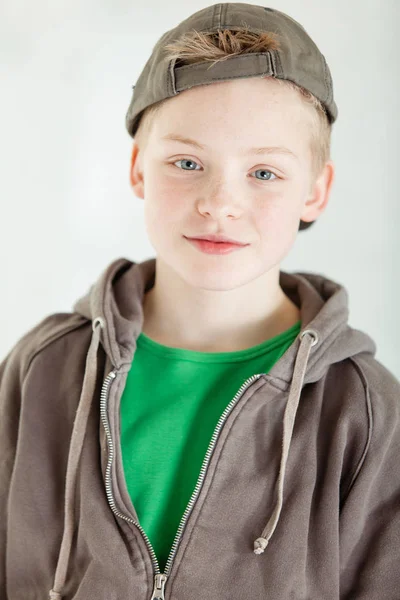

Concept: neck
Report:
left=141, top=258, right=301, bottom=353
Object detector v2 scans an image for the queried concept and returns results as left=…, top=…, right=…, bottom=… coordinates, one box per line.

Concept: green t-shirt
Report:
left=120, top=319, right=301, bottom=572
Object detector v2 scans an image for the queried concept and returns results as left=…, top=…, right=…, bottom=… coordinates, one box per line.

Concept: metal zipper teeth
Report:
left=162, top=372, right=264, bottom=576
left=100, top=368, right=264, bottom=581
left=99, top=369, right=161, bottom=574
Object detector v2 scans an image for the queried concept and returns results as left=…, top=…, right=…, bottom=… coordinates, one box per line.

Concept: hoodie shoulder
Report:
left=1, top=312, right=88, bottom=381
left=343, top=352, right=400, bottom=492
left=349, top=351, right=400, bottom=452
left=350, top=352, right=400, bottom=408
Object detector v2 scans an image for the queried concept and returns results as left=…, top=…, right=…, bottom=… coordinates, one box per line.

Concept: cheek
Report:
left=255, top=203, right=299, bottom=265
left=254, top=190, right=292, bottom=223
left=143, top=189, right=188, bottom=249
left=254, top=189, right=303, bottom=239
left=144, top=174, right=186, bottom=222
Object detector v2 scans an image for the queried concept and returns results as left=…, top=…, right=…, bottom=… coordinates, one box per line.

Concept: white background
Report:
left=1, top=0, right=399, bottom=378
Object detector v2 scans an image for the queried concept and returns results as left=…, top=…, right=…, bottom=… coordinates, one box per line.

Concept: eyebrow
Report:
left=161, top=133, right=299, bottom=161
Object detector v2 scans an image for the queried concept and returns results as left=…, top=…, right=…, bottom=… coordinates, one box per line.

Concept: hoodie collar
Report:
left=48, top=256, right=376, bottom=599
left=73, top=256, right=376, bottom=385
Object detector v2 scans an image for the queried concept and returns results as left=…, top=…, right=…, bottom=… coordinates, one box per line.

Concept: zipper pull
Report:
left=150, top=573, right=167, bottom=600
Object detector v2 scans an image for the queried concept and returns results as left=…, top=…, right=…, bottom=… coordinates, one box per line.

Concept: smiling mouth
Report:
left=185, top=237, right=248, bottom=255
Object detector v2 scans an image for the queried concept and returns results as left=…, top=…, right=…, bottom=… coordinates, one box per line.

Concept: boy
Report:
left=1, top=3, right=399, bottom=599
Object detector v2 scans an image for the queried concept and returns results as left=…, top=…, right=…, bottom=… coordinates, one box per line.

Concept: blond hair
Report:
left=134, top=27, right=332, bottom=183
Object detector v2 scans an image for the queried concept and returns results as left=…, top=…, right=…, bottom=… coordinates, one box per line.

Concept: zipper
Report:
left=150, top=573, right=167, bottom=600
left=100, top=367, right=264, bottom=600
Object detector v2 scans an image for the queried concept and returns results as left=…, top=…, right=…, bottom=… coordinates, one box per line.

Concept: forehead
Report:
left=149, top=78, right=312, bottom=157
left=160, top=77, right=305, bottom=114
left=158, top=77, right=308, bottom=123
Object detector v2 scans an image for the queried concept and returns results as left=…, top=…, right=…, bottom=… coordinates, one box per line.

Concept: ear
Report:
left=300, top=160, right=335, bottom=223
left=130, top=141, right=145, bottom=199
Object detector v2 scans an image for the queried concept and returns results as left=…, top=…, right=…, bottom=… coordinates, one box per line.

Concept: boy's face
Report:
left=130, top=77, right=334, bottom=291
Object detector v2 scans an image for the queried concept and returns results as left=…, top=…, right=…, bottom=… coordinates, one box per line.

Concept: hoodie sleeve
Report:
left=0, top=336, right=27, bottom=596
left=0, top=313, right=82, bottom=596
left=339, top=355, right=400, bottom=599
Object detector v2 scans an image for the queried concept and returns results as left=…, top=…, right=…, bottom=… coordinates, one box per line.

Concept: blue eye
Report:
left=251, top=169, right=277, bottom=182
left=173, top=159, right=201, bottom=171
left=172, top=159, right=278, bottom=182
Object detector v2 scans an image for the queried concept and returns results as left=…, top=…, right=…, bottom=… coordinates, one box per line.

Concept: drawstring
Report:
left=254, top=328, right=319, bottom=555
left=48, top=317, right=105, bottom=600
left=48, top=317, right=318, bottom=597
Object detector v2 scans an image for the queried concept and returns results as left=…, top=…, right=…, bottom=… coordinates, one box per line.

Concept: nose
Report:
left=197, top=177, right=243, bottom=218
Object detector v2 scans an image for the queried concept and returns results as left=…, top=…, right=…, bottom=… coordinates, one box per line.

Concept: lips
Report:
left=185, top=236, right=248, bottom=255
left=185, top=235, right=247, bottom=246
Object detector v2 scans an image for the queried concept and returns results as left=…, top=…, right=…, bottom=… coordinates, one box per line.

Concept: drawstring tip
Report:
left=49, top=590, right=62, bottom=600
left=254, top=537, right=269, bottom=554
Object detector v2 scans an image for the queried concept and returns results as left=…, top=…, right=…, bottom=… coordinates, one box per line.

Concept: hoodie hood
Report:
left=48, top=256, right=377, bottom=598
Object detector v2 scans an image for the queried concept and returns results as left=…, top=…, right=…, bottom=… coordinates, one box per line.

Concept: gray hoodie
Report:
left=1, top=256, right=400, bottom=599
